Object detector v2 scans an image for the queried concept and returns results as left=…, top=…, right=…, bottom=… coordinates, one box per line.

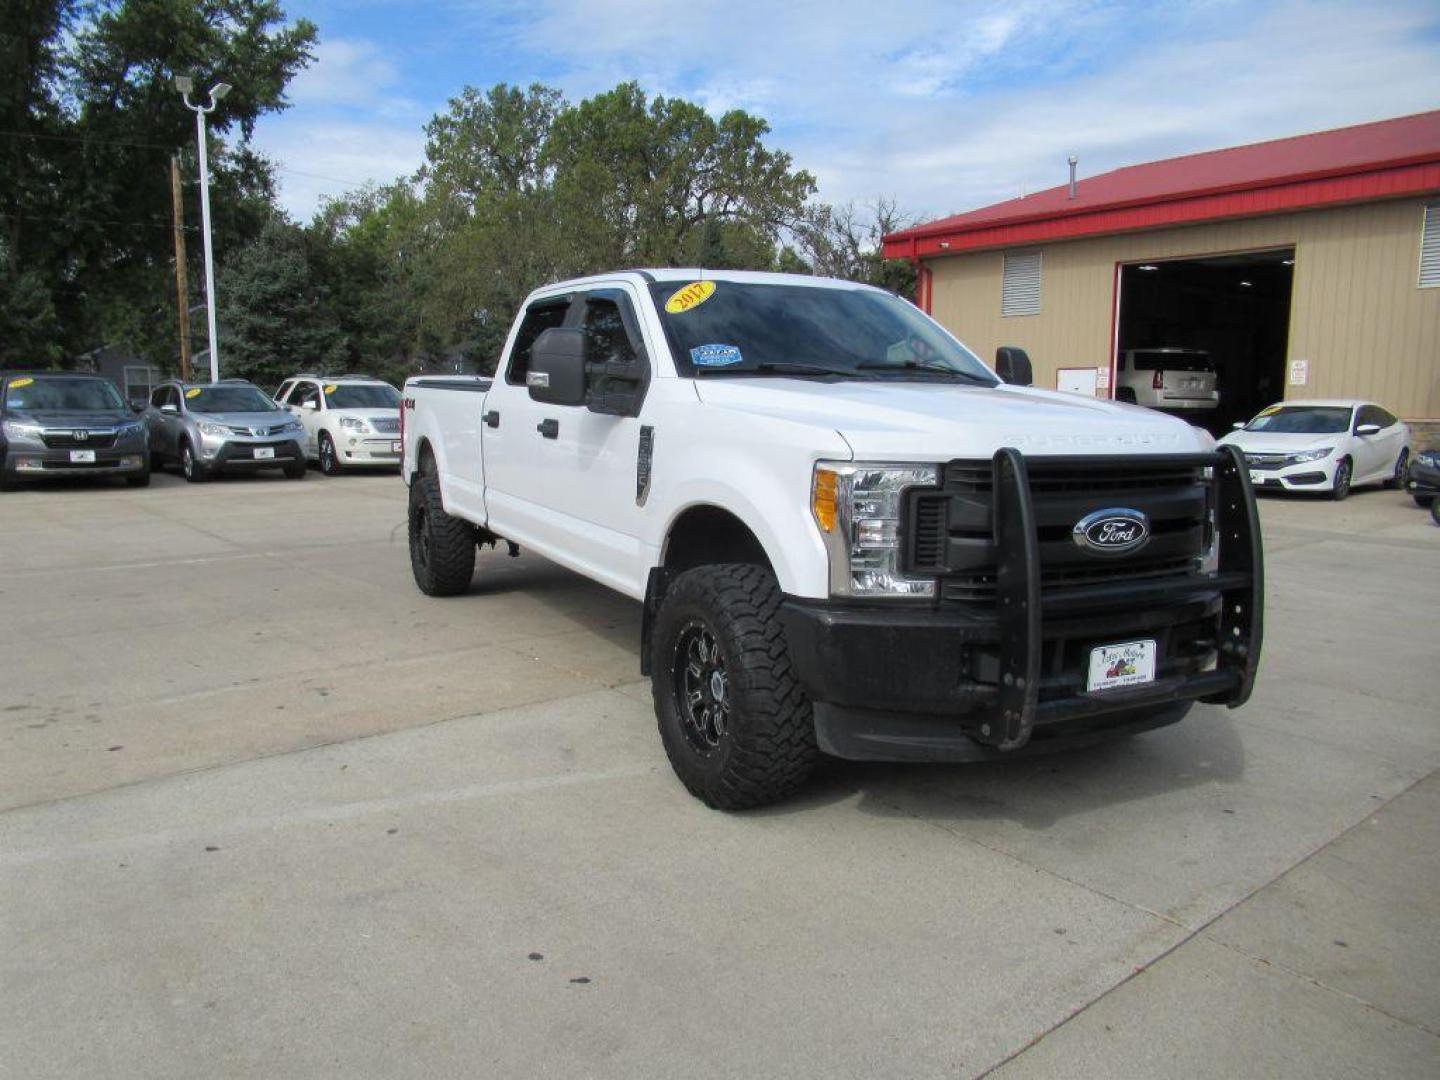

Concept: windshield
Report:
left=1244, top=405, right=1352, bottom=434
left=324, top=383, right=400, bottom=409
left=5, top=376, right=124, bottom=411
left=186, top=385, right=280, bottom=413
left=649, top=281, right=996, bottom=383
left=1132, top=351, right=1212, bottom=372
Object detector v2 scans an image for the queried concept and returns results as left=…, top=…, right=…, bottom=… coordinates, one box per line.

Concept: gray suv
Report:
left=1, top=371, right=150, bottom=489
left=146, top=379, right=307, bottom=482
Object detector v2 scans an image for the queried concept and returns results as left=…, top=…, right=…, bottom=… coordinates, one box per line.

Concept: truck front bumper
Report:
left=780, top=447, right=1263, bottom=762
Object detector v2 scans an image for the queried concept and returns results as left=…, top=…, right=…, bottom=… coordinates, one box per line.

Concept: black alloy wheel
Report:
left=673, top=620, right=731, bottom=753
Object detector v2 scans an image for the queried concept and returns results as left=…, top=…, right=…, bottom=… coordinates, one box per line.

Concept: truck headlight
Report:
left=812, top=462, right=938, bottom=598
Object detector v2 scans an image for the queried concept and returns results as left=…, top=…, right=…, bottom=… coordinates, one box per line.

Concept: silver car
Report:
left=146, top=379, right=307, bottom=482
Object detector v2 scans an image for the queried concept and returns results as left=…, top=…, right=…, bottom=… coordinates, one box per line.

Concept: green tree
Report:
left=793, top=198, right=918, bottom=298
left=0, top=0, right=316, bottom=369
left=218, top=215, right=343, bottom=387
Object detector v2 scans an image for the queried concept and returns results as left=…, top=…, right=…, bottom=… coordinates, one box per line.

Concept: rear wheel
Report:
left=651, top=564, right=818, bottom=810
left=1386, top=448, right=1409, bottom=489
left=407, top=472, right=475, bottom=596
left=1330, top=457, right=1352, bottom=501
left=318, top=432, right=341, bottom=476
left=1116, top=387, right=1137, bottom=404
left=180, top=440, right=206, bottom=483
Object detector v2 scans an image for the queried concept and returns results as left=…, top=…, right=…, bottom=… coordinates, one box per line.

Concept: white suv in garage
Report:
left=1115, top=348, right=1219, bottom=412
left=274, top=374, right=403, bottom=475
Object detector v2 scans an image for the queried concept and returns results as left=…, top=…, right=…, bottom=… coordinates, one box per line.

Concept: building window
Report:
left=1421, top=203, right=1440, bottom=288
left=1002, top=251, right=1042, bottom=316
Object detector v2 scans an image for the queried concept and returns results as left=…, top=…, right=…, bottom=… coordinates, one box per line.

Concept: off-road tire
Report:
left=651, top=563, right=818, bottom=810
left=180, top=440, right=206, bottom=483
left=408, top=472, right=475, bottom=596
left=1386, top=448, right=1408, bottom=489
left=1330, top=457, right=1351, bottom=501
left=319, top=432, right=341, bottom=476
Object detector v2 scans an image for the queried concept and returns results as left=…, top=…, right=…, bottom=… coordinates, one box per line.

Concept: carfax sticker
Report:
left=664, top=281, right=715, bottom=314
left=689, top=343, right=743, bottom=368
left=8, top=376, right=34, bottom=388
left=185, top=388, right=202, bottom=398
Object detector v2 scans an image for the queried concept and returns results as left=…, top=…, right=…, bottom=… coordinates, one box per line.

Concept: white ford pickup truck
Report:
left=401, top=270, right=1263, bottom=809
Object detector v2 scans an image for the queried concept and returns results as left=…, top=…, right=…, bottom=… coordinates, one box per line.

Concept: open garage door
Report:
left=1115, top=249, right=1294, bottom=435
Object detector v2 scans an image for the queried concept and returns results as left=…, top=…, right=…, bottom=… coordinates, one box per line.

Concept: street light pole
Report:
left=175, top=76, right=232, bottom=383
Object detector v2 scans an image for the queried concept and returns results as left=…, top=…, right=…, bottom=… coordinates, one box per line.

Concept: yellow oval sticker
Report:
left=323, top=384, right=337, bottom=394
left=185, top=388, right=202, bottom=399
left=8, top=376, right=34, bottom=388
left=664, top=281, right=715, bottom=314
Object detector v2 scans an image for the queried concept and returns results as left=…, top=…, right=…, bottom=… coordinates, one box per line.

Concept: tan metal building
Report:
left=883, top=112, right=1440, bottom=427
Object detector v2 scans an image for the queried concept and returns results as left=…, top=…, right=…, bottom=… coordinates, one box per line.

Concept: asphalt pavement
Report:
left=2, top=467, right=1436, bottom=1078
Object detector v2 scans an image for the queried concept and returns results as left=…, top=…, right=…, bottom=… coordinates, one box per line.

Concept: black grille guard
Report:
left=982, top=444, right=1263, bottom=751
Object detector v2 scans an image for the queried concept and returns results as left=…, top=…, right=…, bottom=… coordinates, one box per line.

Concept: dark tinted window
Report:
left=1244, top=406, right=1352, bottom=434
left=648, top=281, right=994, bottom=382
left=289, top=382, right=320, bottom=410
left=505, top=300, right=571, bottom=385
left=151, top=385, right=169, bottom=407
left=274, top=380, right=294, bottom=403
left=1131, top=350, right=1212, bottom=372
left=324, top=383, right=400, bottom=409
left=5, top=376, right=124, bottom=411
left=185, top=385, right=280, bottom=413
left=583, top=296, right=639, bottom=367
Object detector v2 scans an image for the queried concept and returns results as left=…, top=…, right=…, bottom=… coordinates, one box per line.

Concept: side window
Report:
left=505, top=300, right=571, bottom=385
left=1376, top=407, right=1398, bottom=428
left=291, top=382, right=320, bottom=410
left=582, top=295, right=640, bottom=369
left=274, top=380, right=294, bottom=404
left=150, top=386, right=168, bottom=408
left=1355, top=405, right=1380, bottom=430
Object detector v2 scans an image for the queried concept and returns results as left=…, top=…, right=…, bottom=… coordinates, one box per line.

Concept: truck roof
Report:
left=535, top=268, right=883, bottom=295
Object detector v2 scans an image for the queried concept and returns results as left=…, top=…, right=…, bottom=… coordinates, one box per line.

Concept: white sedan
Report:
left=1218, top=399, right=1410, bottom=500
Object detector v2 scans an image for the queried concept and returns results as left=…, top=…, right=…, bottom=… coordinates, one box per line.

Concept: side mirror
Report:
left=995, top=346, right=1033, bottom=386
left=161, top=403, right=178, bottom=415
left=1355, top=423, right=1381, bottom=436
left=527, top=328, right=587, bottom=406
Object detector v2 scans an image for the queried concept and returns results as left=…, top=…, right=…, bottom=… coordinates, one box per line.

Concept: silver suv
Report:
left=146, top=379, right=307, bottom=482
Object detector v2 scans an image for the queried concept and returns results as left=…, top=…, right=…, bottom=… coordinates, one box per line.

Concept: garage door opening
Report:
left=1115, top=249, right=1294, bottom=435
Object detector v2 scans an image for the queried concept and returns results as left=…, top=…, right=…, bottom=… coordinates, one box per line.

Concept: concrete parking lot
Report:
left=2, top=469, right=1437, bottom=1079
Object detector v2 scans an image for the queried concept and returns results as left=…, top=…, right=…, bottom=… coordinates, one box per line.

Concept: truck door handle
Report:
left=483, top=410, right=500, bottom=428
left=537, top=418, right=559, bottom=439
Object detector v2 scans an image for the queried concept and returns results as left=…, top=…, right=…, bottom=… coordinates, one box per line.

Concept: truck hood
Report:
left=692, top=378, right=1212, bottom=459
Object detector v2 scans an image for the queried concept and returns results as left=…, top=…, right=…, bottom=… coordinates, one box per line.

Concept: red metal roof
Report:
left=883, top=111, right=1440, bottom=259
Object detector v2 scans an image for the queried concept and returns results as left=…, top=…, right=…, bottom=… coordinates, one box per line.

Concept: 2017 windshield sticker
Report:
left=665, top=281, right=715, bottom=314
left=185, top=388, right=202, bottom=399
left=8, top=377, right=34, bottom=389
left=690, top=344, right=743, bottom=368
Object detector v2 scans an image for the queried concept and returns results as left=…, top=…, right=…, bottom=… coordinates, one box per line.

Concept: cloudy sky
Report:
left=252, top=0, right=1440, bottom=225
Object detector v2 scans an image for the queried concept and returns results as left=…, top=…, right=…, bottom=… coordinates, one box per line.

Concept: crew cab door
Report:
left=483, top=285, right=655, bottom=597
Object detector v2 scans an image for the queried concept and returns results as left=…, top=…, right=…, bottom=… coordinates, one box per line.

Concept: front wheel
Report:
left=651, top=564, right=818, bottom=810
left=407, top=473, right=476, bottom=596
left=1386, top=448, right=1409, bottom=489
left=1414, top=494, right=1434, bottom=508
left=180, top=441, right=206, bottom=483
left=1330, top=458, right=1352, bottom=501
left=318, top=432, right=341, bottom=476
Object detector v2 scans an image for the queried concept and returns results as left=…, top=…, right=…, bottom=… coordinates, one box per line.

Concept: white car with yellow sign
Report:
left=1218, top=399, right=1410, bottom=500
left=273, top=374, right=403, bottom=475
left=400, top=269, right=1264, bottom=809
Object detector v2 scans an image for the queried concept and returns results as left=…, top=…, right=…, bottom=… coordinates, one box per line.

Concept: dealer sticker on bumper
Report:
left=254, top=447, right=275, bottom=460
left=1087, top=640, right=1157, bottom=693
left=69, top=450, right=96, bottom=463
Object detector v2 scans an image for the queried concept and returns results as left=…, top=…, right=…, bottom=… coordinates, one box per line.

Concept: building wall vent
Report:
left=1002, top=250, right=1042, bottom=316
left=1420, top=202, right=1440, bottom=288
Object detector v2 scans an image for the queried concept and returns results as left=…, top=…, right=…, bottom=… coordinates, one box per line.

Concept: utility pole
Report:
left=170, top=155, right=192, bottom=381
left=175, top=76, right=232, bottom=382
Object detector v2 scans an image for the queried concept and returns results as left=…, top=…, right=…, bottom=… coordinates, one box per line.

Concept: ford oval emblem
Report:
left=1073, top=508, right=1150, bottom=556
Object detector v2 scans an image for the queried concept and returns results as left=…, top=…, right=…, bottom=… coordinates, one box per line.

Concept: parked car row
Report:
left=1, top=371, right=402, bottom=488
